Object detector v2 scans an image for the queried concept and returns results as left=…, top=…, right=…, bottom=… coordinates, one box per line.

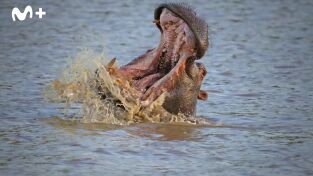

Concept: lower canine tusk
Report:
left=153, top=19, right=160, bottom=24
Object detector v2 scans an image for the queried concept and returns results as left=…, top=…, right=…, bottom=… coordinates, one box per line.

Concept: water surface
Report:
left=0, top=0, right=313, bottom=175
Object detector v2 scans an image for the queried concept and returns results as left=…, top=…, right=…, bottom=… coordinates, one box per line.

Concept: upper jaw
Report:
left=154, top=3, right=209, bottom=59
left=156, top=8, right=197, bottom=71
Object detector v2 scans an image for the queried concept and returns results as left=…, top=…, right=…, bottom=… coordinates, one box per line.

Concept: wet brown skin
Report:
left=117, top=3, right=209, bottom=117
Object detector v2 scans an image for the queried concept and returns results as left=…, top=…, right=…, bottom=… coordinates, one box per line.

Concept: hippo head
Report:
left=118, top=3, right=209, bottom=117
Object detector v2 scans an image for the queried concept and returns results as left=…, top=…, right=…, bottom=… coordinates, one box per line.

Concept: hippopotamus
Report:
left=118, top=3, right=209, bottom=116
left=94, top=3, right=209, bottom=123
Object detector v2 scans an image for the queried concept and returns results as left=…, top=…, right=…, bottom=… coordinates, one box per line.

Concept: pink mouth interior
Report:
left=120, top=8, right=198, bottom=93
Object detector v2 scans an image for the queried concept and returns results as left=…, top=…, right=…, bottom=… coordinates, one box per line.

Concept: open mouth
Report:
left=129, top=9, right=197, bottom=91
left=118, top=3, right=209, bottom=106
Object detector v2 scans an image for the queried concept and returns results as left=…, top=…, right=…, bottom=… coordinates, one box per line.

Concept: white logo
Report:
left=12, top=5, right=46, bottom=21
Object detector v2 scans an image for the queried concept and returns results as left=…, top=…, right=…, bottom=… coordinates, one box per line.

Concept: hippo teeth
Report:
left=157, top=48, right=167, bottom=71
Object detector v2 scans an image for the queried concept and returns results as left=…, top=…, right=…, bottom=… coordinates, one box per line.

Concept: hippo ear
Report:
left=107, top=57, right=116, bottom=68
left=198, top=90, right=208, bottom=100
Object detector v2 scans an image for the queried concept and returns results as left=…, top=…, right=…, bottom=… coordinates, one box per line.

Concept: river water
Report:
left=1, top=0, right=313, bottom=175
